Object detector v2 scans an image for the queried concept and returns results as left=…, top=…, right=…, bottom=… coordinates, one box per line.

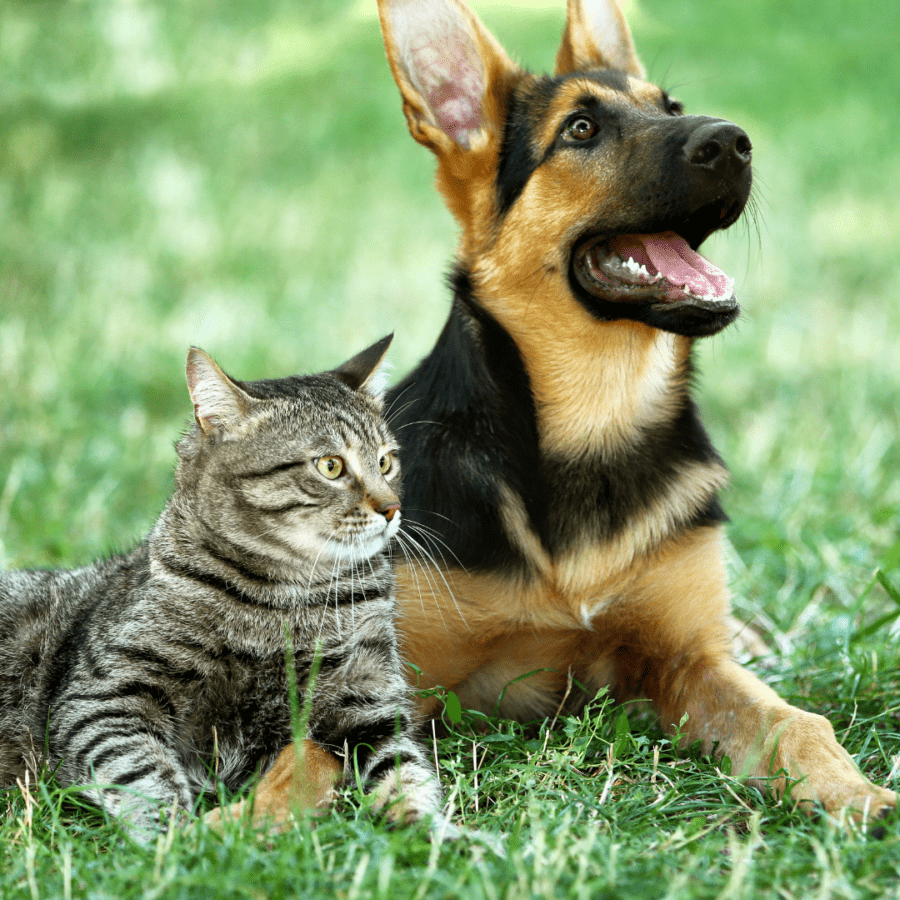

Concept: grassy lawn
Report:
left=2, top=0, right=899, bottom=896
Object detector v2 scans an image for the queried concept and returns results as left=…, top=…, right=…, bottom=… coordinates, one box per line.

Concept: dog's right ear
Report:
left=377, top=0, right=519, bottom=156
left=555, top=0, right=645, bottom=78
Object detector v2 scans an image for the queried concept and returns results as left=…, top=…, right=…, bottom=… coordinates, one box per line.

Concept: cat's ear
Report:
left=185, top=347, right=252, bottom=436
left=330, top=334, right=393, bottom=406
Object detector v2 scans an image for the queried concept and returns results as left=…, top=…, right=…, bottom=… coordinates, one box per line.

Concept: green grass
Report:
left=1, top=0, right=899, bottom=896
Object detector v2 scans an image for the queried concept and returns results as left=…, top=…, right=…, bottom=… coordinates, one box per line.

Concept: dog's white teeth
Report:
left=622, top=256, right=648, bottom=279
left=703, top=278, right=736, bottom=304
left=615, top=255, right=660, bottom=284
left=680, top=276, right=736, bottom=305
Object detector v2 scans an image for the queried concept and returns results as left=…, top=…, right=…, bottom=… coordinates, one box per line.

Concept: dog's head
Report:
left=378, top=0, right=752, bottom=339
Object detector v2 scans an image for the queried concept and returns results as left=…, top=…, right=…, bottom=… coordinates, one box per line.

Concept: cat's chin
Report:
left=323, top=517, right=400, bottom=565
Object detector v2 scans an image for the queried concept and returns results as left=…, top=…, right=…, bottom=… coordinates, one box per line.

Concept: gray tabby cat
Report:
left=0, top=335, right=440, bottom=838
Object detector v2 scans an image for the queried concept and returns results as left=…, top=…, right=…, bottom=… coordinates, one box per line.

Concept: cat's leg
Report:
left=307, top=698, right=442, bottom=824
left=61, top=716, right=195, bottom=842
left=204, top=730, right=439, bottom=832
left=206, top=644, right=441, bottom=830
left=203, top=726, right=440, bottom=832
left=202, top=739, right=343, bottom=831
left=357, top=726, right=442, bottom=824
left=307, top=628, right=442, bottom=824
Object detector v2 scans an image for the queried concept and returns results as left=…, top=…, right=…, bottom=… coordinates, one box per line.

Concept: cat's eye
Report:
left=564, top=116, right=597, bottom=141
left=379, top=452, right=394, bottom=475
left=316, top=456, right=344, bottom=479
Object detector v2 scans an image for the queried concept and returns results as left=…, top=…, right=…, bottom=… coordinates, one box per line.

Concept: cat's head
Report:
left=176, top=336, right=402, bottom=572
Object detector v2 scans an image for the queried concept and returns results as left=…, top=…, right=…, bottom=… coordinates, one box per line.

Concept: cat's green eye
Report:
left=316, top=456, right=344, bottom=479
left=379, top=452, right=394, bottom=475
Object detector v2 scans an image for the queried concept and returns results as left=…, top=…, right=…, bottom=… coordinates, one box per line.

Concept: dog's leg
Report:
left=604, top=527, right=897, bottom=825
left=203, top=739, right=342, bottom=832
left=660, top=653, right=897, bottom=824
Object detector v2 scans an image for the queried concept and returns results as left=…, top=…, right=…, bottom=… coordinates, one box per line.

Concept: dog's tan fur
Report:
left=210, top=0, right=896, bottom=832
left=203, top=739, right=341, bottom=831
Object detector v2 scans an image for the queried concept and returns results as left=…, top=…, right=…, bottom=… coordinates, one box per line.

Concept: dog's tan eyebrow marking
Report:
left=497, top=76, right=636, bottom=217
left=534, top=80, right=623, bottom=150
left=633, top=80, right=670, bottom=106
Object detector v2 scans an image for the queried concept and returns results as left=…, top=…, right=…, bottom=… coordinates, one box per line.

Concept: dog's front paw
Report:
left=761, top=709, right=897, bottom=831
left=868, top=799, right=899, bottom=840
left=833, top=784, right=897, bottom=836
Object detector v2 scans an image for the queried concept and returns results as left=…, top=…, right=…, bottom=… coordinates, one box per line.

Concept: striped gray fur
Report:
left=0, top=335, right=440, bottom=839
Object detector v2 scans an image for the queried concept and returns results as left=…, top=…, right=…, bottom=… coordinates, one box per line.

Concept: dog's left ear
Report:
left=555, top=0, right=645, bottom=79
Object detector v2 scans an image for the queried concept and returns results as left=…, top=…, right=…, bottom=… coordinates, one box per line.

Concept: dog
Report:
left=213, top=0, right=897, bottom=831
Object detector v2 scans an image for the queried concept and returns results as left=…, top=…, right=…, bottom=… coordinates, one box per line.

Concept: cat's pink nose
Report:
left=380, top=502, right=400, bottom=522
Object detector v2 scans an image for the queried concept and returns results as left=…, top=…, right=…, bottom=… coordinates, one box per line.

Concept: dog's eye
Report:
left=564, top=116, right=597, bottom=141
left=663, top=94, right=684, bottom=116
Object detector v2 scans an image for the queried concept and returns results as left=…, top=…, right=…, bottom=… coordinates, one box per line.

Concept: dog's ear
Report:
left=555, top=0, right=645, bottom=79
left=377, top=0, right=519, bottom=156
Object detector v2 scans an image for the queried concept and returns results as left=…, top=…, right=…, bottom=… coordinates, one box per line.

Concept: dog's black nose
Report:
left=684, top=120, right=752, bottom=174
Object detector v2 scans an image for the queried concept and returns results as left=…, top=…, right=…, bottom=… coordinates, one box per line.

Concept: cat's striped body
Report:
left=0, top=337, right=440, bottom=838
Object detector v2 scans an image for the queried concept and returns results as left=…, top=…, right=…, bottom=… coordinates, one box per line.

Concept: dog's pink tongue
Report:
left=611, top=232, right=733, bottom=298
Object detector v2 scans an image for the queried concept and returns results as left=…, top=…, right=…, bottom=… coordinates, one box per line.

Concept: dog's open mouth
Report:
left=574, top=231, right=737, bottom=312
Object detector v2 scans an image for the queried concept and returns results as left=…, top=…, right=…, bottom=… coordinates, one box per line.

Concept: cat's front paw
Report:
left=369, top=760, right=442, bottom=824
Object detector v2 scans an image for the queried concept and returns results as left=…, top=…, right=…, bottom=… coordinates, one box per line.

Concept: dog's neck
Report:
left=469, top=261, right=692, bottom=458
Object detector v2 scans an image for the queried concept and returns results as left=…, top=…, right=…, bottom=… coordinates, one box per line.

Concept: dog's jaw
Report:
left=571, top=231, right=740, bottom=336
left=568, top=231, right=740, bottom=337
left=579, top=233, right=735, bottom=305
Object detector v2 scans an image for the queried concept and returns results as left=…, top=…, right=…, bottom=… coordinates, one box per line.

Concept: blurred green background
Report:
left=2, top=0, right=899, bottom=653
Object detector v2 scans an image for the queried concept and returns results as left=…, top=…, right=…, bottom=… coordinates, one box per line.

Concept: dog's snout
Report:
left=684, top=120, right=752, bottom=173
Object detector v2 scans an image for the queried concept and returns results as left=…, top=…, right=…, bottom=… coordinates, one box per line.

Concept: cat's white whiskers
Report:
left=304, top=534, right=341, bottom=642
left=313, top=537, right=345, bottom=645
left=392, top=535, right=430, bottom=620
left=398, top=526, right=467, bottom=627
left=331, top=555, right=347, bottom=641
left=395, top=534, right=438, bottom=624
left=395, top=532, right=453, bottom=630
left=383, top=383, right=416, bottom=424
left=362, top=549, right=379, bottom=585
left=402, top=506, right=460, bottom=528
left=391, top=419, right=443, bottom=430
left=400, top=518, right=470, bottom=576
left=346, top=533, right=368, bottom=632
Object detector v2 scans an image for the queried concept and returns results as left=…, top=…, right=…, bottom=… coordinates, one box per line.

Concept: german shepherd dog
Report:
left=214, top=0, right=896, bottom=830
